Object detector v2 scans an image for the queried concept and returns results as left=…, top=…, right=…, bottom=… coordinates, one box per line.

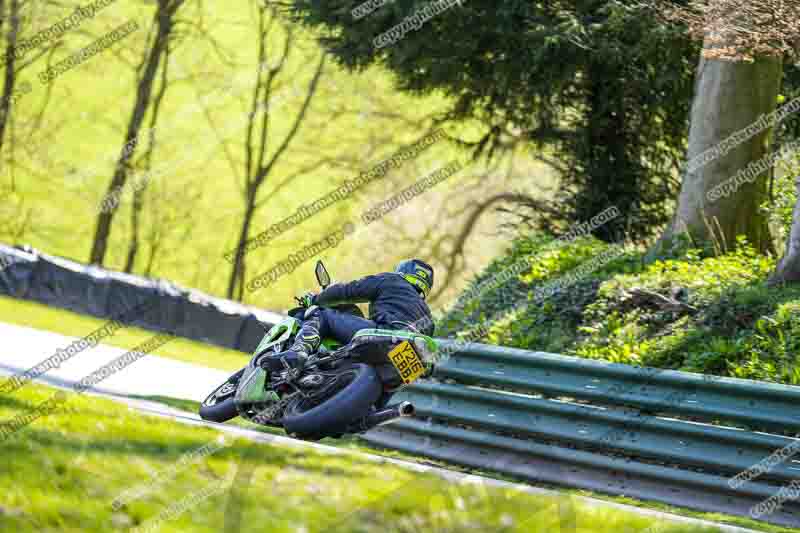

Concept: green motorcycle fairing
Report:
left=252, top=317, right=300, bottom=356
left=234, top=317, right=298, bottom=413
left=236, top=316, right=343, bottom=413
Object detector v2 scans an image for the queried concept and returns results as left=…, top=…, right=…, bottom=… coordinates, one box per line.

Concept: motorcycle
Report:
left=199, top=260, right=438, bottom=440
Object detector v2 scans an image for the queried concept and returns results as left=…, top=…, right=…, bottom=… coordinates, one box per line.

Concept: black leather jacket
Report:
left=313, top=272, right=434, bottom=335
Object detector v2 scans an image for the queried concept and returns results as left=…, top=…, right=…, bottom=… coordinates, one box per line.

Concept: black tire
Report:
left=282, top=363, right=381, bottom=438
left=199, top=369, right=244, bottom=423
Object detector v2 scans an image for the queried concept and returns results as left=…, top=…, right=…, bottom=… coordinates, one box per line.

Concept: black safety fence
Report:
left=0, top=243, right=281, bottom=353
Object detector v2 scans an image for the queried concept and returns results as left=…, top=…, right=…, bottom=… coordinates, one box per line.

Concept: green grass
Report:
left=440, top=234, right=800, bottom=387
left=0, top=295, right=249, bottom=372
left=136, top=394, right=791, bottom=533
left=0, top=382, right=731, bottom=533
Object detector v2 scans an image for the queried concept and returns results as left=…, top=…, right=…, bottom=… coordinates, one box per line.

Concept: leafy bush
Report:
left=439, top=234, right=800, bottom=385
left=437, top=235, right=639, bottom=339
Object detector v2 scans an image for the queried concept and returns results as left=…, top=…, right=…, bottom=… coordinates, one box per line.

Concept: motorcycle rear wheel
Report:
left=282, top=363, right=381, bottom=439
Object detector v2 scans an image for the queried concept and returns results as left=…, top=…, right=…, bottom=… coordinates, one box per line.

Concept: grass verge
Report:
left=0, top=382, right=733, bottom=533
left=137, top=394, right=787, bottom=533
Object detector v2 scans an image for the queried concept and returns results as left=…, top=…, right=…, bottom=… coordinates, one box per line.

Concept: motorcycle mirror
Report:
left=315, top=260, right=331, bottom=289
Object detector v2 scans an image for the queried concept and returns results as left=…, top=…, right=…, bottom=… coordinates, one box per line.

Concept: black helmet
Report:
left=395, top=259, right=434, bottom=298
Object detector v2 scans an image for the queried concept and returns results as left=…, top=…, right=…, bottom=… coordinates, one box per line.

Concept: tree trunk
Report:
left=225, top=7, right=325, bottom=302
left=649, top=49, right=783, bottom=259
left=144, top=218, right=161, bottom=277
left=226, top=193, right=257, bottom=300
left=124, top=45, right=169, bottom=275
left=123, top=187, right=144, bottom=273
left=770, top=176, right=800, bottom=284
left=89, top=1, right=180, bottom=265
left=0, top=0, right=21, bottom=153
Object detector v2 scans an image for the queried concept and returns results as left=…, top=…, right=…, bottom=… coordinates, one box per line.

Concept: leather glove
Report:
left=295, top=292, right=316, bottom=308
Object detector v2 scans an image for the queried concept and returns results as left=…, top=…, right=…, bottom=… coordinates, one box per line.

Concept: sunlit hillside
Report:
left=4, top=0, right=555, bottom=312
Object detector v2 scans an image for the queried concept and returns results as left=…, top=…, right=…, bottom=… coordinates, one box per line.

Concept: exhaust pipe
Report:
left=397, top=401, right=415, bottom=417
left=347, top=402, right=415, bottom=433
left=366, top=401, right=416, bottom=426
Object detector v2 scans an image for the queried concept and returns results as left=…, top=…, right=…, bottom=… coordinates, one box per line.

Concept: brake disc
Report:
left=217, top=382, right=236, bottom=396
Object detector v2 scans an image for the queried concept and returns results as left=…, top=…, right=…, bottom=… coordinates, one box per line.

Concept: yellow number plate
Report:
left=387, top=340, right=426, bottom=384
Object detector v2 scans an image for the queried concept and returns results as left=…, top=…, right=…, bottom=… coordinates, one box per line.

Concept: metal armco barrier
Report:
left=362, top=341, right=800, bottom=528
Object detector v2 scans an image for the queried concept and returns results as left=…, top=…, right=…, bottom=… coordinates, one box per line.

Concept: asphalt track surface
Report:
left=0, top=321, right=762, bottom=533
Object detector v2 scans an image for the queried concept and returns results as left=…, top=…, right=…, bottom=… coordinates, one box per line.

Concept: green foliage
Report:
left=438, top=235, right=641, bottom=346
left=575, top=242, right=791, bottom=377
left=287, top=0, right=700, bottom=241
left=442, top=233, right=800, bottom=385
left=436, top=234, right=553, bottom=335
left=778, top=63, right=800, bottom=143
left=0, top=186, right=32, bottom=244
left=762, top=150, right=799, bottom=254
left=765, top=65, right=800, bottom=253
left=768, top=171, right=797, bottom=240
left=724, top=302, right=800, bottom=383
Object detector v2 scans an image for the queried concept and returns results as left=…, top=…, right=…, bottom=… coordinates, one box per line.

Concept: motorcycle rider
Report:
left=263, top=259, right=435, bottom=372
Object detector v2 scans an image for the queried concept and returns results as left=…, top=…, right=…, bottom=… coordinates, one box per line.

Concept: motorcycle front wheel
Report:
left=199, top=368, right=244, bottom=422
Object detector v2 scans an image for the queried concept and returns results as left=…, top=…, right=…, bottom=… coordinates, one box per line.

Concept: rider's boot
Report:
left=263, top=307, right=322, bottom=373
